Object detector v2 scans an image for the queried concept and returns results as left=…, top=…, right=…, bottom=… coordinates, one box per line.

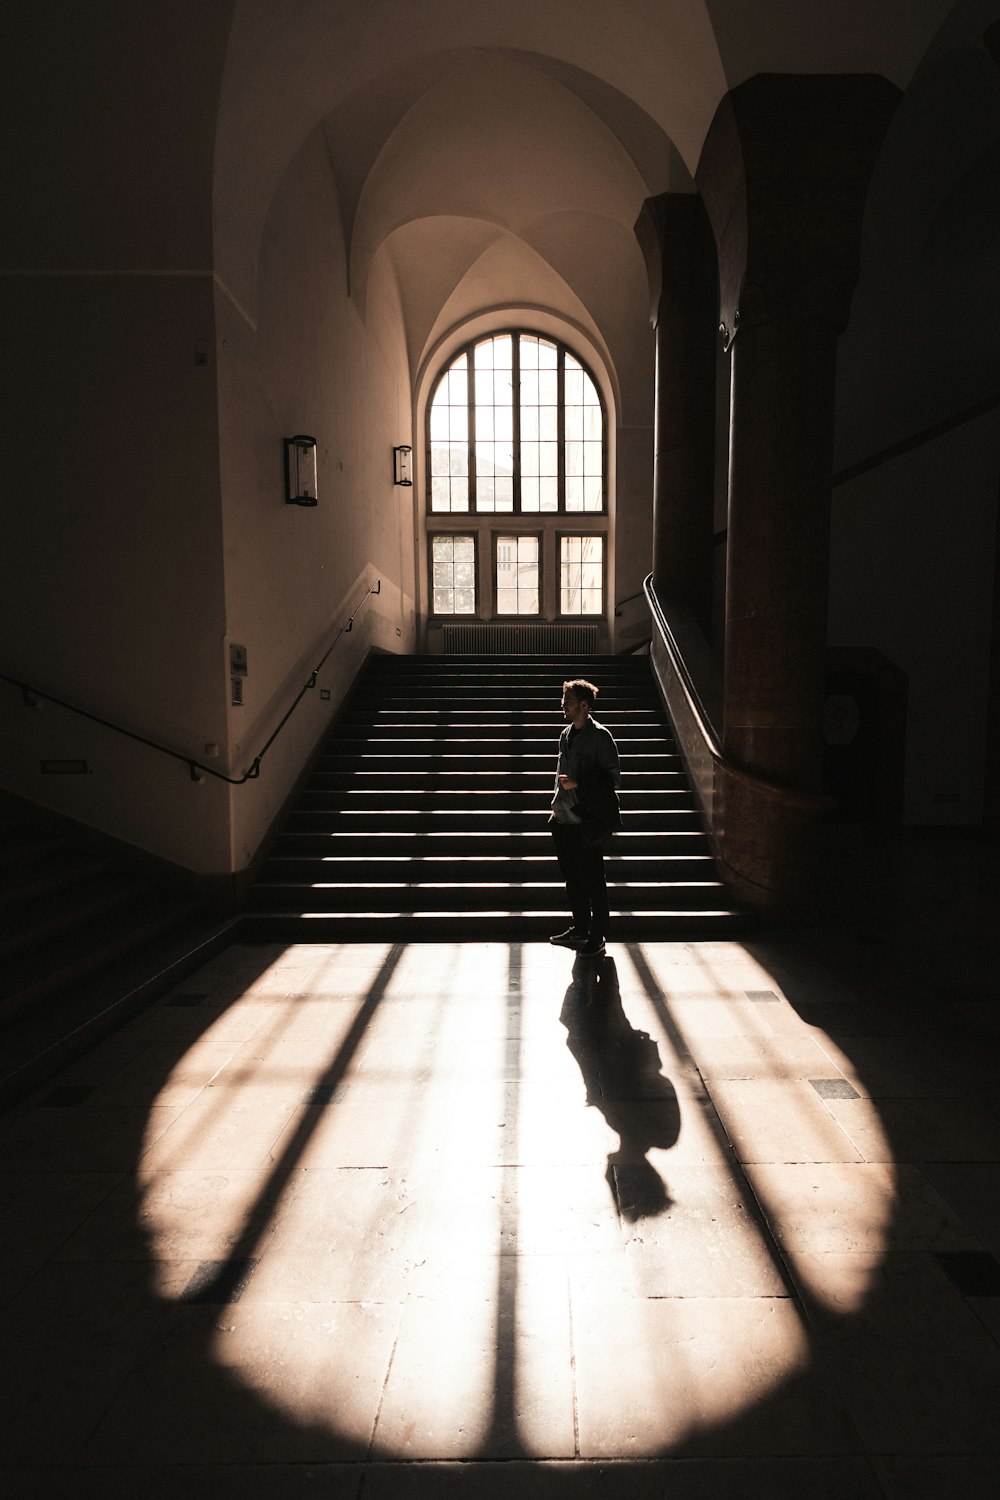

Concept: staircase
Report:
left=244, top=653, right=744, bottom=941
left=0, top=792, right=232, bottom=1105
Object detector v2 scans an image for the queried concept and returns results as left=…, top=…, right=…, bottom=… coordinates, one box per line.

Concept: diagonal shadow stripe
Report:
left=187, top=942, right=405, bottom=1304
left=624, top=942, right=802, bottom=1307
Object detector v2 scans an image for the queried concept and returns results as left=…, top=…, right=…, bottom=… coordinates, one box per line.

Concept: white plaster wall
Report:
left=215, top=128, right=415, bottom=874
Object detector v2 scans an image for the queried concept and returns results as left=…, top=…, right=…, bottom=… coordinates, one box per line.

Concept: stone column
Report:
left=698, top=74, right=900, bottom=795
left=636, top=193, right=718, bottom=635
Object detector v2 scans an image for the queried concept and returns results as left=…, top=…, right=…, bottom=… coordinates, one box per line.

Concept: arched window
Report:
left=425, top=330, right=608, bottom=624
left=427, top=332, right=605, bottom=514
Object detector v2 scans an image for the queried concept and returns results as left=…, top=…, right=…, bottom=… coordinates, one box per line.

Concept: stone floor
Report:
left=2, top=831, right=999, bottom=1498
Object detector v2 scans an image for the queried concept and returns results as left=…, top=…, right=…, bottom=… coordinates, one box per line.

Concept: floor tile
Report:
left=57, top=1168, right=281, bottom=1266
left=744, top=1161, right=983, bottom=1256
left=373, top=1256, right=575, bottom=1458
left=917, top=1163, right=1000, bottom=1256
left=88, top=1036, right=244, bottom=1108
left=572, top=1293, right=853, bottom=1457
left=871, top=1455, right=1000, bottom=1500
left=823, top=1094, right=1000, bottom=1163
left=617, top=1164, right=788, bottom=1297
left=684, top=1034, right=836, bottom=1080
left=84, top=1300, right=400, bottom=1465
left=705, top=1079, right=865, bottom=1164
left=359, top=1456, right=883, bottom=1498
left=0, top=1105, right=180, bottom=1173
left=800, top=1251, right=1000, bottom=1453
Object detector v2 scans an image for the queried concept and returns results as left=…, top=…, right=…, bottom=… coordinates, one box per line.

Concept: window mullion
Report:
left=513, top=332, right=522, bottom=515
left=557, top=348, right=565, bottom=513
left=468, top=342, right=477, bottom=514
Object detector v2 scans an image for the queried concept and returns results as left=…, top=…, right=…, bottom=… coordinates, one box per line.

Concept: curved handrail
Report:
left=643, top=573, right=826, bottom=810
left=2, top=578, right=381, bottom=787
left=643, top=574, right=720, bottom=754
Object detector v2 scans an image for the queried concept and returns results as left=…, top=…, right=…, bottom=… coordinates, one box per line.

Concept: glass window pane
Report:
left=539, top=477, right=558, bottom=511
left=583, top=441, right=601, bottom=475
left=432, top=535, right=476, bottom=614
left=521, top=478, right=539, bottom=511
left=540, top=406, right=558, bottom=440
left=564, top=406, right=583, bottom=441
left=496, top=534, right=539, bottom=614
left=447, top=365, right=467, bottom=404
left=448, top=478, right=469, bottom=511
left=583, top=476, right=603, bottom=511
left=538, top=441, right=557, bottom=476
left=560, top=536, right=603, bottom=616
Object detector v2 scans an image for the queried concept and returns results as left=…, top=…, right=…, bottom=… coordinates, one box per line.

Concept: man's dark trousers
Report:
left=551, top=822, right=610, bottom=940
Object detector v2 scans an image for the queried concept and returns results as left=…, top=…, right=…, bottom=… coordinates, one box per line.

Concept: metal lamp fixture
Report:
left=393, top=444, right=413, bottom=486
left=284, top=434, right=318, bottom=506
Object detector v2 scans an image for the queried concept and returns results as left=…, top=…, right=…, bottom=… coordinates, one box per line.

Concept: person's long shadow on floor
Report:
left=559, top=954, right=680, bottom=1221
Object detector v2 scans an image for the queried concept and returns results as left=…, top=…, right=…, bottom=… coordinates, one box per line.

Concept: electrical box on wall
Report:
left=232, top=678, right=244, bottom=707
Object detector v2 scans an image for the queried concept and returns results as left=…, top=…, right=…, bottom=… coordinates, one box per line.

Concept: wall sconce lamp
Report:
left=393, top=445, right=413, bottom=487
left=284, top=434, right=318, bottom=506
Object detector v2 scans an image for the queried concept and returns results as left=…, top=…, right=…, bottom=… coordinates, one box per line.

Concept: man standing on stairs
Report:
left=548, top=678, right=621, bottom=957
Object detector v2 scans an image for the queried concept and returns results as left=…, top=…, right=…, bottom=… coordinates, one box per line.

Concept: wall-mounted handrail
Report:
left=614, top=589, right=646, bottom=616
left=832, top=391, right=1000, bottom=488
left=1, top=578, right=381, bottom=787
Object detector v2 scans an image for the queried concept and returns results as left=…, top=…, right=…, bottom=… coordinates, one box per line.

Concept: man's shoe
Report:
left=549, top=927, right=588, bottom=949
left=578, top=935, right=607, bottom=958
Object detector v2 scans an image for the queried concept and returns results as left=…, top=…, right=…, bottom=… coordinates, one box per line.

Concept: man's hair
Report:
left=563, top=678, right=598, bottom=707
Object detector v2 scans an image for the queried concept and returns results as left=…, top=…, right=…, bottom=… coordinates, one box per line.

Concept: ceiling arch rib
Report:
left=215, top=0, right=727, bottom=320
left=385, top=224, right=606, bottom=388
left=347, top=51, right=662, bottom=315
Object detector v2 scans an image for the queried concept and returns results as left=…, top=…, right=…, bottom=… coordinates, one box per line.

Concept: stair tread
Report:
left=243, top=653, right=742, bottom=938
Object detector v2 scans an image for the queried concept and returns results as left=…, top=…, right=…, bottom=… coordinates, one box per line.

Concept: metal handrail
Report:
left=644, top=572, right=830, bottom=809
left=642, top=574, right=721, bottom=755
left=2, top=578, right=381, bottom=787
